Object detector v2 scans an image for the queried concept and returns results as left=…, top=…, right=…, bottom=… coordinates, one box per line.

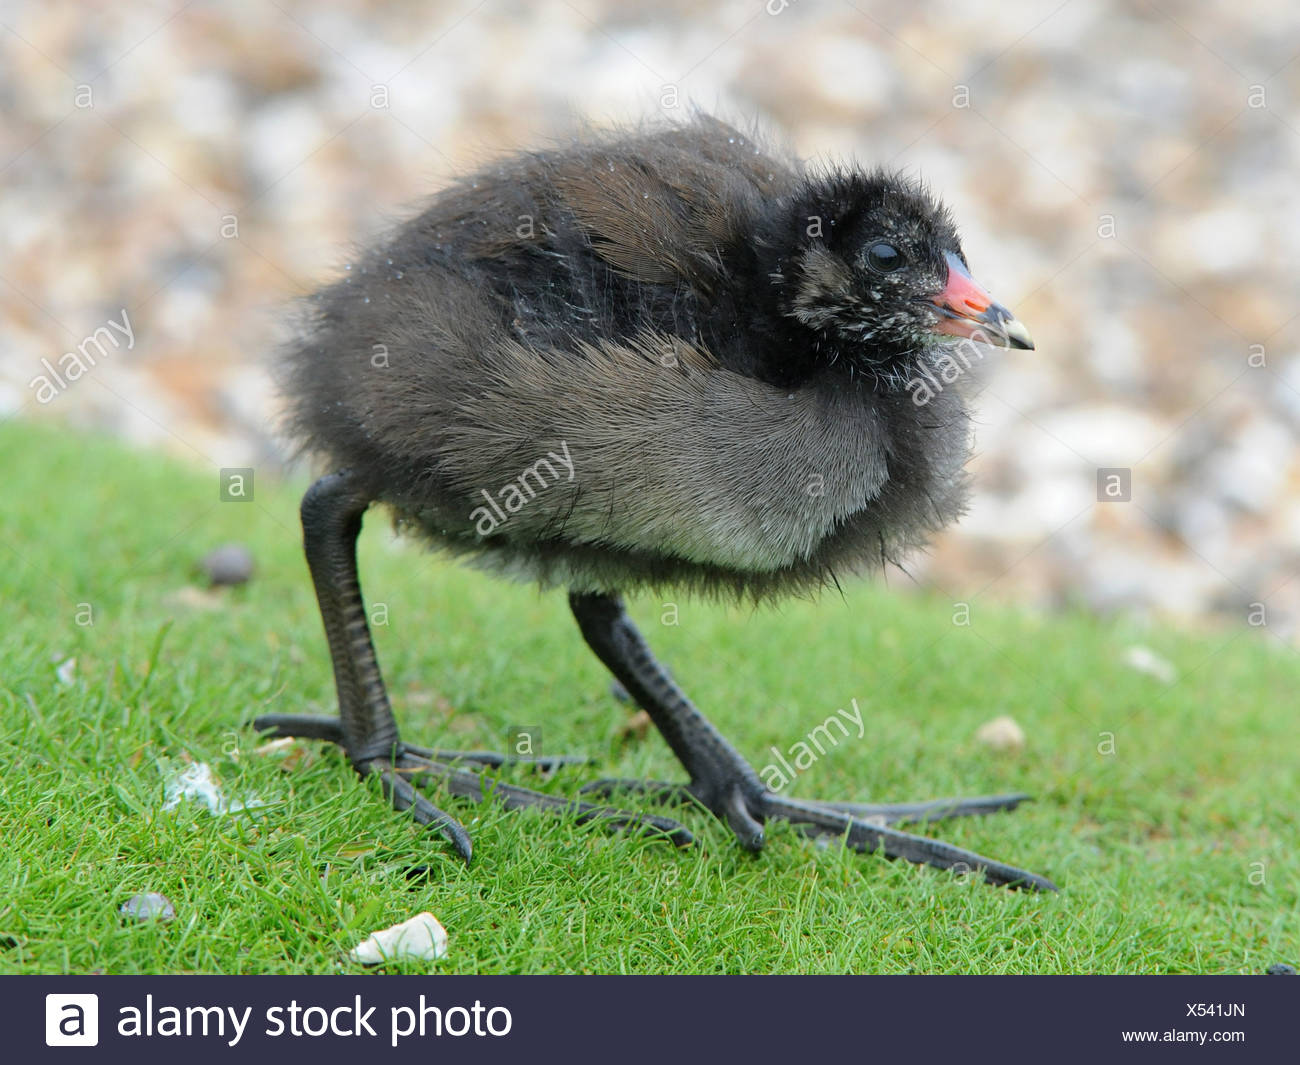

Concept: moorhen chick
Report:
left=255, top=114, right=1052, bottom=890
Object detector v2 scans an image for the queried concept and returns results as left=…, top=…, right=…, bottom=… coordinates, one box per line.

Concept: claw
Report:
left=376, top=764, right=473, bottom=862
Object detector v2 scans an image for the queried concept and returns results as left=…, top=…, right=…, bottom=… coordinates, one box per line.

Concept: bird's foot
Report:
left=253, top=713, right=592, bottom=773
left=762, top=791, right=1056, bottom=891
left=584, top=775, right=1054, bottom=891
left=583, top=779, right=1031, bottom=824
left=251, top=713, right=693, bottom=861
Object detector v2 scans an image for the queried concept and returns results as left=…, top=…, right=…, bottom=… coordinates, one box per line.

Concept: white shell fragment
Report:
left=55, top=657, right=77, bottom=685
left=162, top=762, right=264, bottom=815
left=1123, top=645, right=1177, bottom=684
left=348, top=913, right=449, bottom=965
left=975, top=715, right=1026, bottom=752
left=120, top=892, right=176, bottom=922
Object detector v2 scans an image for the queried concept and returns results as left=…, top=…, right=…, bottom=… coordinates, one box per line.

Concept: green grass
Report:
left=0, top=418, right=1295, bottom=974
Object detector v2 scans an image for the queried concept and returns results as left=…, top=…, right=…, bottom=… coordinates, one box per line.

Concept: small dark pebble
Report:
left=200, top=543, right=255, bottom=586
left=1266, top=963, right=1296, bottom=975
left=120, top=892, right=176, bottom=922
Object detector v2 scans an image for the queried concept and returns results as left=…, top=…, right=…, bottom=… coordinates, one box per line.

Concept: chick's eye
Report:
left=866, top=242, right=904, bottom=273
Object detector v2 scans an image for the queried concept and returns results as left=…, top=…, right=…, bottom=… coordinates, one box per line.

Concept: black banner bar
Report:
left=12, top=975, right=1292, bottom=1062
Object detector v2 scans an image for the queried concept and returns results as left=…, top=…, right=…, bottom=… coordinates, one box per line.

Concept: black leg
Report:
left=569, top=591, right=770, bottom=849
left=569, top=591, right=1056, bottom=891
left=252, top=472, right=691, bottom=860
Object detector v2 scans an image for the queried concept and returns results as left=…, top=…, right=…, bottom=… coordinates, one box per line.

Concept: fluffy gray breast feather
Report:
left=370, top=327, right=974, bottom=599
left=438, top=335, right=895, bottom=571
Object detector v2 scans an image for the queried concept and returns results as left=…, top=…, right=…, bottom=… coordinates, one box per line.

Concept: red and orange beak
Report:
left=930, top=252, right=1034, bottom=350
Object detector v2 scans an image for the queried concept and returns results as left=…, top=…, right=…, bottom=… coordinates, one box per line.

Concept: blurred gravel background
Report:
left=3, top=0, right=1299, bottom=630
